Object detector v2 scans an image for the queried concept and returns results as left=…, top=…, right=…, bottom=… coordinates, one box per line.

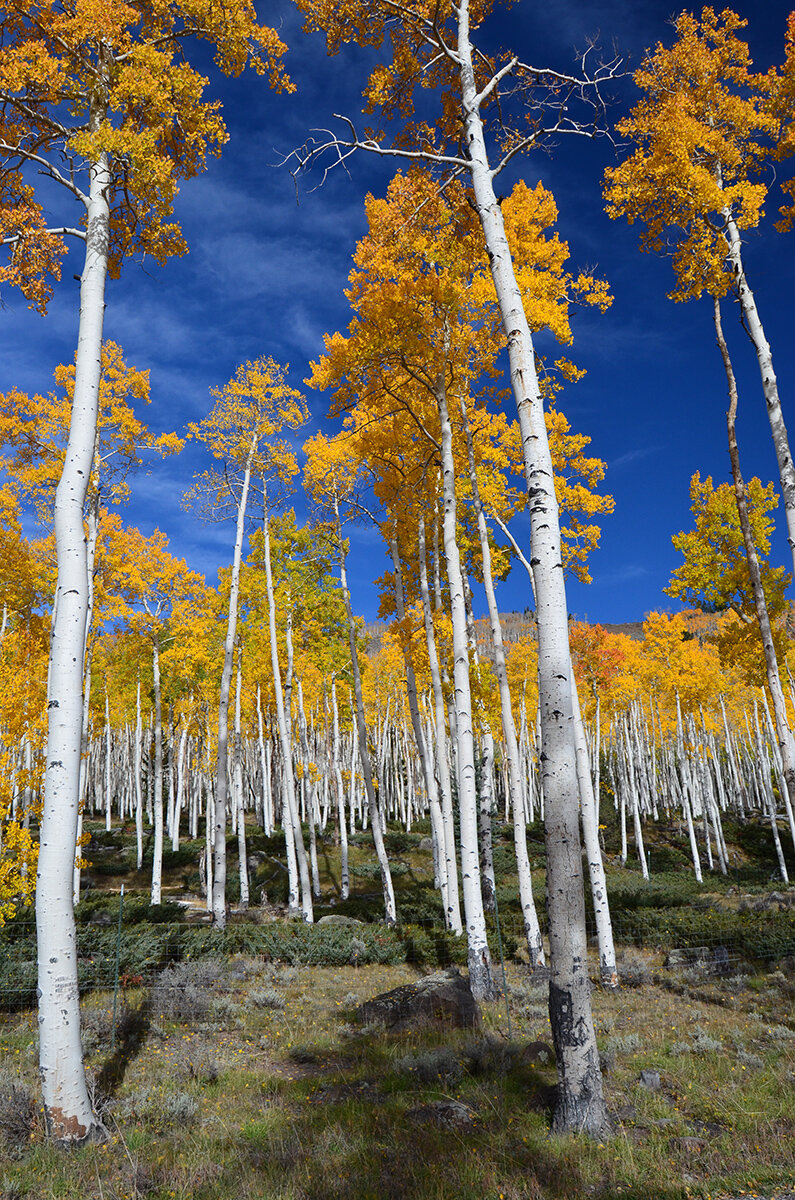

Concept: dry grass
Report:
left=0, top=952, right=793, bottom=1200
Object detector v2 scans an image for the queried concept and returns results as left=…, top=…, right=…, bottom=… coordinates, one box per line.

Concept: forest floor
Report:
left=1, top=813, right=794, bottom=1200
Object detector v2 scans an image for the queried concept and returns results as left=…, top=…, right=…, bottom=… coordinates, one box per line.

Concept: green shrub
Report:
left=612, top=906, right=795, bottom=961
left=400, top=924, right=468, bottom=968
left=382, top=831, right=421, bottom=855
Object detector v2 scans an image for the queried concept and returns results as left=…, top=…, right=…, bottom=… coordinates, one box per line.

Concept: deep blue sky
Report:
left=3, top=0, right=794, bottom=625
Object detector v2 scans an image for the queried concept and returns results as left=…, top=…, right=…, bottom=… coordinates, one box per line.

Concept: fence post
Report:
left=111, top=883, right=124, bottom=1050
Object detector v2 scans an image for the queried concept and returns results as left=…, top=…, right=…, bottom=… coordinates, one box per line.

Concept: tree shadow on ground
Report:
left=96, top=999, right=150, bottom=1095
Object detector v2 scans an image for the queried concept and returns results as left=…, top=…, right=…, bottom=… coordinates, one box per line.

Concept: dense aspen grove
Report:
left=1, top=0, right=795, bottom=1153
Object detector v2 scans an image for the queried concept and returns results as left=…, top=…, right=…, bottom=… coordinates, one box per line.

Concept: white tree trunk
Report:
left=724, top=216, right=795, bottom=574
left=435, top=371, right=495, bottom=1000
left=334, top=496, right=396, bottom=923
left=262, top=506, right=313, bottom=921
left=455, top=0, right=608, bottom=1132
left=418, top=511, right=463, bottom=934
left=36, top=151, right=109, bottom=1145
left=462, top=407, right=544, bottom=965
left=150, top=632, right=164, bottom=906
left=234, top=641, right=249, bottom=909
left=212, top=438, right=255, bottom=928
left=389, top=537, right=449, bottom=914
left=331, top=682, right=350, bottom=900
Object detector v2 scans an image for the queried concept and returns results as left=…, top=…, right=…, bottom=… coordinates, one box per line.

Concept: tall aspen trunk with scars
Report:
left=333, top=493, right=396, bottom=923
left=435, top=369, right=495, bottom=1000
left=150, top=629, right=164, bottom=905
left=460, top=400, right=545, bottom=967
left=262, top=501, right=314, bottom=922
left=212, top=435, right=256, bottom=929
left=714, top=297, right=795, bottom=849
left=456, top=0, right=609, bottom=1133
left=36, top=147, right=110, bottom=1146
left=418, top=510, right=462, bottom=935
left=234, top=642, right=249, bottom=909
left=723, top=217, right=795, bottom=575
left=389, top=537, right=449, bottom=915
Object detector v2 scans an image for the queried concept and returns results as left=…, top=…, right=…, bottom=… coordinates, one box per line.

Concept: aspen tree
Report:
left=666, top=466, right=795, bottom=855
left=604, top=8, right=795, bottom=574
left=187, top=359, right=308, bottom=928
left=107, top=524, right=208, bottom=903
left=304, top=437, right=397, bottom=923
left=291, top=17, right=618, bottom=1123
left=0, top=0, right=290, bottom=1141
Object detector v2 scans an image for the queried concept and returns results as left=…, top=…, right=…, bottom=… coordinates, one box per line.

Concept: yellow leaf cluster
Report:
left=603, top=7, right=777, bottom=301
left=0, top=0, right=291, bottom=300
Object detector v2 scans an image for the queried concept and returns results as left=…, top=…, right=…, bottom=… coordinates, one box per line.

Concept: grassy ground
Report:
left=1, top=813, right=794, bottom=1200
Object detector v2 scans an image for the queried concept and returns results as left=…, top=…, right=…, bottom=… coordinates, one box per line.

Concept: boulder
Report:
left=418, top=837, right=434, bottom=852
left=354, top=966, right=481, bottom=1032
left=317, top=914, right=365, bottom=927
left=521, top=1041, right=555, bottom=1067
left=639, top=1069, right=661, bottom=1091
left=406, top=1099, right=478, bottom=1128
left=664, top=947, right=710, bottom=968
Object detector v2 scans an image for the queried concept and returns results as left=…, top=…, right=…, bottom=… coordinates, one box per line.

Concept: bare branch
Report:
left=0, top=142, right=88, bottom=203
left=1, top=226, right=85, bottom=245
left=284, top=115, right=468, bottom=189
left=474, top=54, right=518, bottom=108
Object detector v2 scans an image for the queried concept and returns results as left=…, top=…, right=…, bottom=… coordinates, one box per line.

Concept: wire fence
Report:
left=1, top=883, right=794, bottom=1018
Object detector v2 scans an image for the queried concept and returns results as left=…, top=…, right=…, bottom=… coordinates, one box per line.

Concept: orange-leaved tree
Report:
left=292, top=0, right=620, bottom=1126
left=0, top=0, right=292, bottom=1143
left=602, top=7, right=795, bottom=569
left=186, top=358, right=310, bottom=929
left=665, top=472, right=791, bottom=684
left=603, top=7, right=795, bottom=875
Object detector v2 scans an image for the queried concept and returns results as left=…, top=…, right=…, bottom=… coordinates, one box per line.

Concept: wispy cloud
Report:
left=608, top=444, right=661, bottom=470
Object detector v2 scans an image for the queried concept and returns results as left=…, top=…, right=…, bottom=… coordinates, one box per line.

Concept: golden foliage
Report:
left=603, top=7, right=776, bottom=300
left=0, top=0, right=291, bottom=305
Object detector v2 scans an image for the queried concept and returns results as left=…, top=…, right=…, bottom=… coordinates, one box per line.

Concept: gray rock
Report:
left=418, top=837, right=434, bottom=852
left=407, top=1099, right=477, bottom=1128
left=670, top=1135, right=706, bottom=1153
left=317, top=914, right=365, bottom=926
left=639, top=1069, right=661, bottom=1091
left=665, top=947, right=710, bottom=967
left=354, top=966, right=481, bottom=1032
left=522, top=1040, right=555, bottom=1067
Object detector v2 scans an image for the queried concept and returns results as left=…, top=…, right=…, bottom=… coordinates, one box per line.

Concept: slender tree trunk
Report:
left=172, top=720, right=188, bottom=852
left=36, top=148, right=110, bottom=1146
left=234, top=641, right=249, bottom=909
left=723, top=217, right=795, bottom=574
left=297, top=680, right=322, bottom=898
left=435, top=369, right=495, bottom=1000
left=334, top=495, right=396, bottom=923
left=389, top=536, right=449, bottom=915
left=134, top=680, right=144, bottom=870
left=461, top=402, right=544, bottom=965
left=331, top=682, right=350, bottom=900
left=150, top=632, right=164, bottom=905
left=418, top=510, right=463, bottom=934
left=212, top=436, right=256, bottom=928
left=714, top=296, right=795, bottom=853
left=456, top=0, right=608, bottom=1132
left=262, top=506, right=314, bottom=922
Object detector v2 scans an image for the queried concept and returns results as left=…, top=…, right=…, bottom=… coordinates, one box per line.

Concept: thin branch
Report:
left=474, top=55, right=518, bottom=108
left=488, top=508, right=532, bottom=581
left=0, top=142, right=88, bottom=203
left=2, top=225, right=85, bottom=244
